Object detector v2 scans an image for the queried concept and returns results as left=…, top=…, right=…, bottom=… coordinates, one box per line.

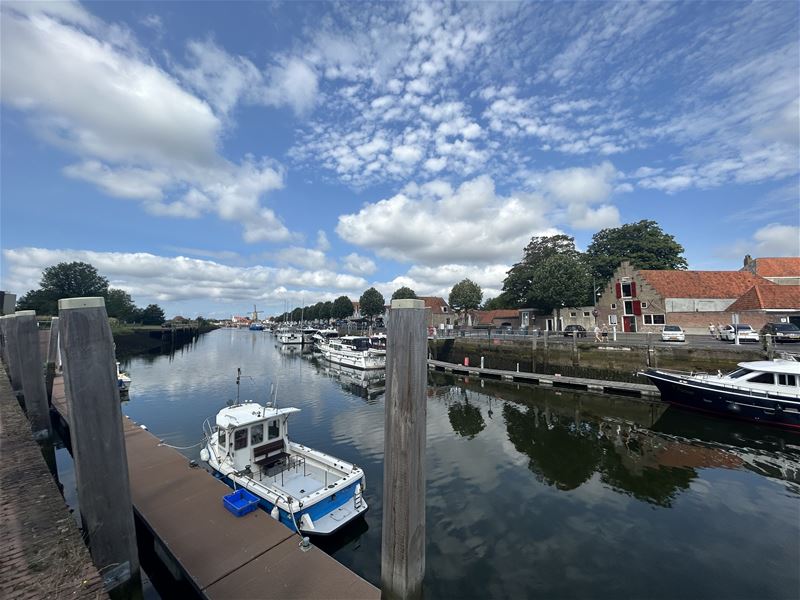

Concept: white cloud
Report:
left=2, top=247, right=367, bottom=307
left=0, top=5, right=291, bottom=243
left=337, top=175, right=557, bottom=266
left=751, top=224, right=800, bottom=257
left=260, top=57, right=318, bottom=116
left=342, top=253, right=377, bottom=276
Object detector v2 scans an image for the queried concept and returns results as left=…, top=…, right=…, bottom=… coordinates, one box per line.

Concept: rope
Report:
left=158, top=440, right=204, bottom=450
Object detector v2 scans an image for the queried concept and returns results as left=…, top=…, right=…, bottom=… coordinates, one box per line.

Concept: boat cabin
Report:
left=215, top=403, right=300, bottom=473
left=725, top=361, right=799, bottom=390
left=332, top=336, right=371, bottom=351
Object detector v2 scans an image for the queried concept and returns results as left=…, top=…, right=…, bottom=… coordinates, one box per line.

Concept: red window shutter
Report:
left=631, top=281, right=637, bottom=297
left=615, top=282, right=621, bottom=298
left=633, top=300, right=642, bottom=316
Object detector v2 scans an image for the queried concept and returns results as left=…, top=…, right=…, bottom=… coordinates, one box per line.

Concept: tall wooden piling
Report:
left=14, top=311, right=51, bottom=440
left=2, top=314, right=24, bottom=392
left=531, top=333, right=538, bottom=373
left=45, top=316, right=59, bottom=404
left=58, top=297, right=140, bottom=596
left=382, top=299, right=427, bottom=600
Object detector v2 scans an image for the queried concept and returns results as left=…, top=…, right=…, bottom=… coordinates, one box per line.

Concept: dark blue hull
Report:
left=642, top=369, right=800, bottom=430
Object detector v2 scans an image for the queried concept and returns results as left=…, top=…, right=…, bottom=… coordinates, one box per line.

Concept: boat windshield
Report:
left=727, top=367, right=751, bottom=379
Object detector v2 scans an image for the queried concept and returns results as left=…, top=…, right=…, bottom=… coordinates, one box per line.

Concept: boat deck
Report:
left=262, top=461, right=329, bottom=497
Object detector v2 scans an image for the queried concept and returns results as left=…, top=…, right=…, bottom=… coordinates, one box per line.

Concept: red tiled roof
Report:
left=473, top=309, right=519, bottom=324
left=726, top=285, right=800, bottom=311
left=747, top=257, right=800, bottom=278
left=419, top=296, right=449, bottom=311
left=639, top=270, right=772, bottom=299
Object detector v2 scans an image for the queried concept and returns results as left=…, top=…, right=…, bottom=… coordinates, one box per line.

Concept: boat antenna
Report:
left=236, top=367, right=241, bottom=404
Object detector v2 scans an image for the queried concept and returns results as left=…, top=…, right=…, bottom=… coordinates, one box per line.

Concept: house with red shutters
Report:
left=595, top=261, right=774, bottom=334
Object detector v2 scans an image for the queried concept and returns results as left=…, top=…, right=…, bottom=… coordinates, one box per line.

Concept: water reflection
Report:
left=108, top=331, right=799, bottom=599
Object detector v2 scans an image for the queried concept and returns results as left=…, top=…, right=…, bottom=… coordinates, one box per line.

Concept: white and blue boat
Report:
left=201, top=396, right=368, bottom=535
left=117, top=361, right=131, bottom=393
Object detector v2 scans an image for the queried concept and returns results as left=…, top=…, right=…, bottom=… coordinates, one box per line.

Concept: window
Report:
left=643, top=314, right=666, bottom=325
left=749, top=373, right=774, bottom=384
left=641, top=302, right=648, bottom=309
left=583, top=311, right=591, bottom=317
left=624, top=301, right=634, bottom=315
left=570, top=312, right=577, bottom=317
left=609, top=315, right=618, bottom=326
left=251, top=423, right=264, bottom=445
left=621, top=282, right=632, bottom=297
left=268, top=419, right=280, bottom=440
left=778, top=374, right=797, bottom=386
left=234, top=428, right=248, bottom=450
left=728, top=368, right=750, bottom=379
left=218, top=429, right=226, bottom=448
left=610, top=303, right=617, bottom=310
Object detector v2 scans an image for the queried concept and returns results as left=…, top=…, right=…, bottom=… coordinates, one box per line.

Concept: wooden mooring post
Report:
left=13, top=310, right=52, bottom=440
left=1, top=314, right=24, bottom=393
left=382, top=299, right=427, bottom=600
left=45, top=316, right=59, bottom=404
left=58, top=297, right=141, bottom=596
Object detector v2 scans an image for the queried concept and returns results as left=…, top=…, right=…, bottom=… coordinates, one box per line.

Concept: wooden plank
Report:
left=382, top=299, right=427, bottom=600
left=58, top=297, right=140, bottom=595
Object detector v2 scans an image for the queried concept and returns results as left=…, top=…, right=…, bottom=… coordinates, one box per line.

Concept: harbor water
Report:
left=63, top=329, right=800, bottom=598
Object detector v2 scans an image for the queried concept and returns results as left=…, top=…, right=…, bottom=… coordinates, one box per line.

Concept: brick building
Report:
left=471, top=309, right=521, bottom=329
left=740, top=256, right=800, bottom=285
left=725, top=285, right=800, bottom=329
left=419, top=296, right=454, bottom=329
left=596, top=261, right=773, bottom=334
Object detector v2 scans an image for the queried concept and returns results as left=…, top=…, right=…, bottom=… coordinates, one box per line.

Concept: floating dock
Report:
left=428, top=359, right=660, bottom=398
left=50, top=375, right=380, bottom=599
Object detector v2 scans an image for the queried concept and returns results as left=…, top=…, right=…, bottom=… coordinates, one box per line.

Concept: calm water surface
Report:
left=106, top=330, right=800, bottom=598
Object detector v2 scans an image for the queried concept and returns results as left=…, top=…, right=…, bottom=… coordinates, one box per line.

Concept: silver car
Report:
left=719, top=324, right=759, bottom=342
left=661, top=325, right=685, bottom=342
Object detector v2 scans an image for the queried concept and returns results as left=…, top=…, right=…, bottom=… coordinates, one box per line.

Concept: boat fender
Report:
left=270, top=506, right=280, bottom=520
left=200, top=448, right=210, bottom=462
left=300, top=514, right=315, bottom=531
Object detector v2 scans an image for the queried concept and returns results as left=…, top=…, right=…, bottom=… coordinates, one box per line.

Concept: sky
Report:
left=1, top=0, right=798, bottom=319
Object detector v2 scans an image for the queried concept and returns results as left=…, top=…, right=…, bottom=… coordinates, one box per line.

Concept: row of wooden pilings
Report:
left=0, top=296, right=429, bottom=600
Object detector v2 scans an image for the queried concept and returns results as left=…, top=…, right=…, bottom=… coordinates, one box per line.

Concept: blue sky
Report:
left=1, top=0, right=798, bottom=318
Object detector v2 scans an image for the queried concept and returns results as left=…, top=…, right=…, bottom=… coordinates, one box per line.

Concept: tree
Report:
left=502, top=235, right=580, bottom=307
left=391, top=286, right=417, bottom=300
left=527, top=254, right=591, bottom=330
left=586, top=220, right=688, bottom=283
left=359, top=287, right=385, bottom=321
left=331, top=296, right=354, bottom=320
left=17, top=261, right=110, bottom=315
left=449, top=279, right=482, bottom=325
left=321, top=301, right=333, bottom=321
left=139, top=304, right=165, bottom=325
left=291, top=307, right=303, bottom=322
left=482, top=292, right=516, bottom=310
left=105, top=288, right=137, bottom=322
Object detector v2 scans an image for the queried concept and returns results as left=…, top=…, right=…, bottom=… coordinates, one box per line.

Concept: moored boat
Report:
left=312, top=328, right=339, bottom=349
left=117, top=361, right=131, bottom=393
left=640, top=359, right=800, bottom=429
left=201, top=387, right=368, bottom=535
left=321, top=336, right=386, bottom=370
left=276, top=327, right=302, bottom=345
left=301, top=328, right=318, bottom=345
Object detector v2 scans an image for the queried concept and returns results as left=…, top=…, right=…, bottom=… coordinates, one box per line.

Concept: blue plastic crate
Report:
left=223, top=489, right=259, bottom=517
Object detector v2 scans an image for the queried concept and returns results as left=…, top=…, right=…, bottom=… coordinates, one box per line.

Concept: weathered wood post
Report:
left=2, top=314, right=24, bottom=393
left=646, top=332, right=653, bottom=367
left=14, top=311, right=52, bottom=440
left=532, top=331, right=538, bottom=373
left=766, top=334, right=774, bottom=360
left=382, top=299, right=427, bottom=600
left=46, top=316, right=60, bottom=404
left=0, top=315, right=9, bottom=371
left=58, top=297, right=141, bottom=596
left=572, top=328, right=578, bottom=366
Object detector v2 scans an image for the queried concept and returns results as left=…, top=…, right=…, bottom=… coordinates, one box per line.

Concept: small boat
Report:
left=321, top=336, right=386, bottom=370
left=117, top=361, right=131, bottom=393
left=201, top=375, right=368, bottom=535
left=249, top=322, right=265, bottom=331
left=300, top=328, right=318, bottom=345
left=276, top=327, right=302, bottom=345
left=312, top=328, right=339, bottom=349
left=641, top=359, right=800, bottom=429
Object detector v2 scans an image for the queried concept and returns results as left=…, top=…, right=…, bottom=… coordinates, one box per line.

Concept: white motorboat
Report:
left=201, top=376, right=368, bottom=535
left=117, top=361, right=131, bottom=393
left=276, top=327, right=302, bottom=345
left=301, top=328, right=318, bottom=345
left=320, top=336, right=386, bottom=370
left=312, top=329, right=339, bottom=349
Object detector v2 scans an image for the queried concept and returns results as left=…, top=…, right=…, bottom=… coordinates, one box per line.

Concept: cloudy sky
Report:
left=1, top=0, right=798, bottom=318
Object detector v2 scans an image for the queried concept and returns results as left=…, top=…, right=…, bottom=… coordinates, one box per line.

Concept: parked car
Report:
left=563, top=325, right=587, bottom=338
left=719, top=324, right=759, bottom=342
left=760, top=322, right=800, bottom=343
left=661, top=325, right=685, bottom=342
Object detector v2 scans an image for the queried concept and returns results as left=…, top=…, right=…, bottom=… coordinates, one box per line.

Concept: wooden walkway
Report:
left=0, top=366, right=106, bottom=600
left=50, top=375, right=379, bottom=599
left=428, top=359, right=660, bottom=398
